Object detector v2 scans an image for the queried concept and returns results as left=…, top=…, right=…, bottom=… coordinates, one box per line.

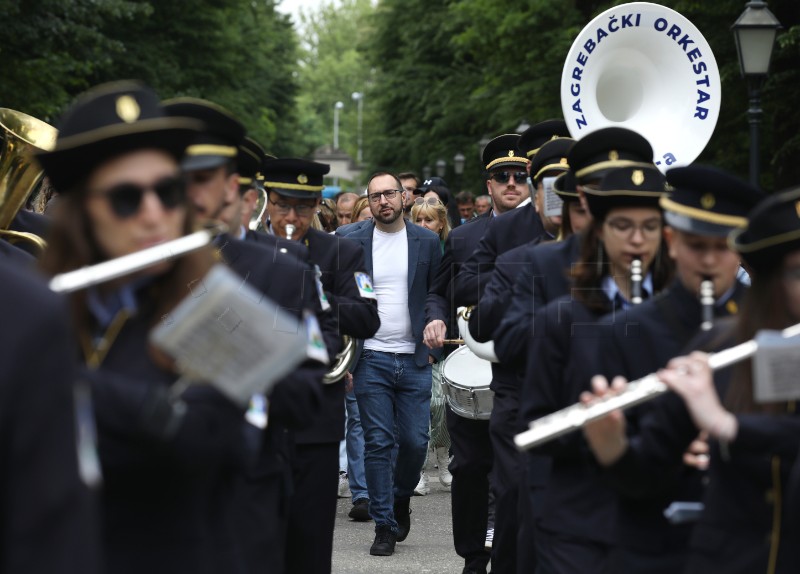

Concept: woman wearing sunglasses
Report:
left=583, top=187, right=800, bottom=574
left=520, top=166, right=673, bottom=573
left=36, top=81, right=247, bottom=574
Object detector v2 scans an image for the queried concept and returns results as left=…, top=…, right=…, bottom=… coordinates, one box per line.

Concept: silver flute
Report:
left=700, top=277, right=715, bottom=331
left=49, top=228, right=219, bottom=293
left=514, top=322, right=800, bottom=451
left=630, top=257, right=643, bottom=304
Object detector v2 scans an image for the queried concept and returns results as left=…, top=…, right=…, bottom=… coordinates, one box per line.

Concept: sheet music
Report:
left=543, top=176, right=564, bottom=218
left=150, top=264, right=308, bottom=407
left=753, top=330, right=800, bottom=403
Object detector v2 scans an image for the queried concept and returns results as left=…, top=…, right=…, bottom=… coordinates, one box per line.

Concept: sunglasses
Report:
left=491, top=171, right=528, bottom=184
left=91, top=176, right=186, bottom=219
left=414, top=197, right=441, bottom=206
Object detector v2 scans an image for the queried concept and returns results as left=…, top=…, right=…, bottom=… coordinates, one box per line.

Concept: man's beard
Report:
left=374, top=204, right=402, bottom=225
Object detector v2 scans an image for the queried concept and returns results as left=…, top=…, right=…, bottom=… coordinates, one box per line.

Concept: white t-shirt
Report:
left=364, top=226, right=416, bottom=353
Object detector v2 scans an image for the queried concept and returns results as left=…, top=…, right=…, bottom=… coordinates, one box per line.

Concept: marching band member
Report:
left=36, top=81, right=247, bottom=574
left=464, top=130, right=573, bottom=574
left=521, top=165, right=672, bottom=574
left=493, top=127, right=657, bottom=369
left=163, top=97, right=336, bottom=574
left=584, top=185, right=800, bottom=574
left=261, top=157, right=380, bottom=574
left=0, top=257, right=100, bottom=573
left=592, top=165, right=763, bottom=573
left=423, top=133, right=529, bottom=574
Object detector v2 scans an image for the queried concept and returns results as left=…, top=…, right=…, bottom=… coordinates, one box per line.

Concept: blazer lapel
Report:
left=407, top=224, right=420, bottom=291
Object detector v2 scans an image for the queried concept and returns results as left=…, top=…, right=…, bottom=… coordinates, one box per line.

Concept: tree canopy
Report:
left=1, top=0, right=796, bottom=190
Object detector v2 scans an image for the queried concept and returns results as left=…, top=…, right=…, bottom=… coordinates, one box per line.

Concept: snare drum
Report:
left=441, top=345, right=494, bottom=420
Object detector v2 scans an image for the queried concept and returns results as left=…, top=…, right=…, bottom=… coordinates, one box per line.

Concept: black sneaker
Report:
left=369, top=524, right=397, bottom=556
left=348, top=498, right=371, bottom=522
left=393, top=497, right=411, bottom=542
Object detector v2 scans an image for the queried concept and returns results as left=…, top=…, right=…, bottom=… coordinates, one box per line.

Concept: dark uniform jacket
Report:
left=522, top=295, right=620, bottom=545
left=596, top=279, right=747, bottom=568
left=494, top=232, right=582, bottom=368
left=0, top=261, right=99, bottom=574
left=293, top=227, right=379, bottom=445
left=426, top=211, right=493, bottom=341
left=604, top=320, right=800, bottom=574
left=453, top=202, right=546, bottom=307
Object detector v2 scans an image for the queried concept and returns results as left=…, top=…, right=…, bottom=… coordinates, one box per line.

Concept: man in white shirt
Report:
left=340, top=172, right=443, bottom=557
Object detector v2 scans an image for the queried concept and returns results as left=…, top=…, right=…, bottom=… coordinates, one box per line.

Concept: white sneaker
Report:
left=485, top=528, right=494, bottom=549
left=337, top=471, right=352, bottom=499
left=435, top=448, right=452, bottom=488
left=413, top=471, right=430, bottom=496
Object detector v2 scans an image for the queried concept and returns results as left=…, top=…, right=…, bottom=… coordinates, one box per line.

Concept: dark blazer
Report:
left=494, top=232, right=582, bottom=367
left=595, top=279, right=747, bottom=569
left=453, top=202, right=546, bottom=307
left=0, top=238, right=36, bottom=264
left=341, top=219, right=443, bottom=367
left=244, top=228, right=309, bottom=262
left=0, top=260, right=99, bottom=574
left=426, top=211, right=493, bottom=339
left=522, top=295, right=620, bottom=545
left=7, top=210, right=50, bottom=255
left=467, top=236, right=546, bottom=343
left=294, top=227, right=380, bottom=445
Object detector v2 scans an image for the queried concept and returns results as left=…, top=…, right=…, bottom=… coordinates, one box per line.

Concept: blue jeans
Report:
left=345, top=390, right=369, bottom=502
left=353, top=349, right=432, bottom=531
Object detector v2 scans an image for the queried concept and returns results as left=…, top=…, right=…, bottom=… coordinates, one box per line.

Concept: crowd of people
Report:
left=2, top=78, right=800, bottom=574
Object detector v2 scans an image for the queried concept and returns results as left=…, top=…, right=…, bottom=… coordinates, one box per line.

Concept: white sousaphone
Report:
left=560, top=2, right=721, bottom=171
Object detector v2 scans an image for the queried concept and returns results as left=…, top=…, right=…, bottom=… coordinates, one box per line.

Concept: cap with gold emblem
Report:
left=261, top=158, right=330, bottom=199
left=553, top=170, right=579, bottom=201
left=528, top=138, right=574, bottom=184
left=568, top=127, right=654, bottom=184
left=662, top=165, right=764, bottom=237
left=35, top=80, right=201, bottom=192
left=517, top=119, right=570, bottom=159
left=582, top=166, right=667, bottom=221
left=482, top=134, right=529, bottom=172
left=163, top=97, right=245, bottom=172
left=238, top=137, right=266, bottom=193
left=730, top=186, right=800, bottom=273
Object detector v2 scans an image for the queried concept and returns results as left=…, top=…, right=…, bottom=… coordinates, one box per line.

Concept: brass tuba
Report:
left=0, top=108, right=58, bottom=250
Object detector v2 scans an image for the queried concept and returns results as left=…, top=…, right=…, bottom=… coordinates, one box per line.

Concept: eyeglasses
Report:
left=268, top=199, right=316, bottom=217
left=368, top=190, right=400, bottom=203
left=604, top=217, right=662, bottom=240
left=414, top=197, right=441, bottom=206
left=490, top=171, right=528, bottom=184
left=90, top=175, right=185, bottom=219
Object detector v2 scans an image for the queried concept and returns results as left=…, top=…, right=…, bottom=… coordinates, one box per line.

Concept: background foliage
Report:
left=1, top=0, right=796, bottom=190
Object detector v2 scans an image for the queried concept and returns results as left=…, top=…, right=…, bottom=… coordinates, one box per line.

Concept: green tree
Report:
left=293, top=0, right=375, bottom=184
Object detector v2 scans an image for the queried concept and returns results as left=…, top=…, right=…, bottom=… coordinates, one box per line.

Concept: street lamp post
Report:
left=333, top=101, right=344, bottom=150
left=453, top=152, right=465, bottom=192
left=351, top=92, right=364, bottom=164
left=732, top=1, right=781, bottom=188
left=435, top=159, right=447, bottom=179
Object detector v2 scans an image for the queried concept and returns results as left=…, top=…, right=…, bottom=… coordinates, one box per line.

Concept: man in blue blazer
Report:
left=340, top=172, right=443, bottom=557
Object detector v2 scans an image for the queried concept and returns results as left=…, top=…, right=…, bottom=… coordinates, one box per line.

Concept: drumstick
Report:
left=443, top=339, right=464, bottom=345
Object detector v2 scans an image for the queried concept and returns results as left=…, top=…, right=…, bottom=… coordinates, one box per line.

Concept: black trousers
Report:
left=488, top=386, right=522, bottom=574
left=233, top=471, right=290, bottom=574
left=447, top=407, right=493, bottom=570
left=284, top=443, right=339, bottom=574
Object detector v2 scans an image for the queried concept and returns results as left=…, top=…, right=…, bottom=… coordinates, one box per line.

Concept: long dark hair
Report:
left=39, top=176, right=215, bottom=342
left=725, top=260, right=797, bottom=415
left=572, top=214, right=673, bottom=314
